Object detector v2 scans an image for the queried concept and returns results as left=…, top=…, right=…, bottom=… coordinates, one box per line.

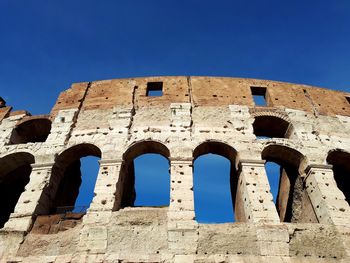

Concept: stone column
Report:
left=79, top=159, right=122, bottom=254
left=305, top=164, right=350, bottom=225
left=87, top=159, right=122, bottom=213
left=4, top=162, right=53, bottom=232
left=46, top=109, right=79, bottom=145
left=167, top=158, right=197, bottom=256
left=236, top=159, right=280, bottom=223
left=0, top=113, right=26, bottom=147
left=237, top=160, right=289, bottom=257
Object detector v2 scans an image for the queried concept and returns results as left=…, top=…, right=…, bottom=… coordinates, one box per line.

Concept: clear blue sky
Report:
left=1, top=1, right=349, bottom=222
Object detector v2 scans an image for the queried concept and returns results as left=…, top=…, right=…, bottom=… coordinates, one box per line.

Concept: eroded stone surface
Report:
left=0, top=76, right=349, bottom=262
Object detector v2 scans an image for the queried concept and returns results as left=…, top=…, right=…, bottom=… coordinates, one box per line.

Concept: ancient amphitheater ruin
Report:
left=0, top=76, right=349, bottom=262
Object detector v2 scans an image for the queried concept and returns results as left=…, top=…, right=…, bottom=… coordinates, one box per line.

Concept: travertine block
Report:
left=0, top=76, right=349, bottom=262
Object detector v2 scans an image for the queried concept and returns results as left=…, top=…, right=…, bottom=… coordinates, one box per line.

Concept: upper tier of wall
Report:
left=49, top=76, right=350, bottom=117
left=0, top=77, right=350, bottom=262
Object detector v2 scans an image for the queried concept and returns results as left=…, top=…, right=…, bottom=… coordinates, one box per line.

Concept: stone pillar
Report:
left=237, top=160, right=289, bottom=256
left=4, top=162, right=53, bottom=232
left=305, top=164, right=350, bottom=225
left=0, top=113, right=26, bottom=146
left=167, top=158, right=197, bottom=256
left=87, top=159, right=122, bottom=213
left=46, top=109, right=79, bottom=145
left=236, top=160, right=280, bottom=223
left=78, top=159, right=122, bottom=254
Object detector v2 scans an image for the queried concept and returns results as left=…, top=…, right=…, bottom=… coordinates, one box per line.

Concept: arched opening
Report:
left=9, top=117, right=52, bottom=144
left=253, top=115, right=292, bottom=139
left=262, top=145, right=317, bottom=222
left=48, top=144, right=101, bottom=214
left=193, top=141, right=237, bottom=223
left=120, top=141, right=170, bottom=208
left=0, top=152, right=34, bottom=227
left=327, top=150, right=350, bottom=205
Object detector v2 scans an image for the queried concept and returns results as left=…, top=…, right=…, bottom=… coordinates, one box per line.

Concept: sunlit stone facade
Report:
left=0, top=77, right=349, bottom=262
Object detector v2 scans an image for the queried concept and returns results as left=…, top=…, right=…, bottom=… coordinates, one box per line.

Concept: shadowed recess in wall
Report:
left=0, top=152, right=34, bottom=227
left=49, top=144, right=101, bottom=214
left=262, top=145, right=317, bottom=223
left=9, top=118, right=52, bottom=144
left=253, top=116, right=291, bottom=138
left=327, top=150, right=350, bottom=205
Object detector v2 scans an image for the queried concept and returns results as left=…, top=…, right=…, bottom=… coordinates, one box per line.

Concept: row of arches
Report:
left=6, top=114, right=293, bottom=146
left=0, top=141, right=349, bottom=227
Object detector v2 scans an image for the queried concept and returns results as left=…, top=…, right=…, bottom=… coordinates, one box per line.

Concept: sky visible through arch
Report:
left=1, top=1, right=349, bottom=221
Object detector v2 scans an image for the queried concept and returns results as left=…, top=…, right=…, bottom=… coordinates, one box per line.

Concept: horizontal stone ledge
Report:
left=305, top=164, right=333, bottom=174
left=169, top=157, right=193, bottom=162
left=239, top=159, right=266, bottom=166
left=98, top=159, right=123, bottom=165
left=31, top=162, right=55, bottom=169
left=9, top=213, right=33, bottom=219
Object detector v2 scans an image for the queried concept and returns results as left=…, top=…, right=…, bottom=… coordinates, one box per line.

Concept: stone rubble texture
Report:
left=0, top=76, right=349, bottom=262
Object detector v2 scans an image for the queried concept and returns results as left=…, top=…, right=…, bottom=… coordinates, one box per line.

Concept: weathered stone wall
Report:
left=0, top=76, right=349, bottom=262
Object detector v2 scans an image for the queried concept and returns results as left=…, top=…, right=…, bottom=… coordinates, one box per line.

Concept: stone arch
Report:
left=0, top=152, right=34, bottom=227
left=9, top=116, right=52, bottom=144
left=192, top=138, right=237, bottom=159
left=46, top=143, right=102, bottom=214
left=261, top=141, right=308, bottom=164
left=0, top=148, right=36, bottom=159
left=251, top=110, right=291, bottom=122
left=262, top=144, right=307, bottom=172
left=123, top=140, right=170, bottom=160
left=193, top=140, right=239, bottom=222
left=119, top=140, right=170, bottom=208
left=327, top=149, right=350, bottom=205
left=56, top=143, right=102, bottom=160
left=251, top=112, right=293, bottom=138
left=193, top=140, right=237, bottom=162
left=262, top=144, right=316, bottom=222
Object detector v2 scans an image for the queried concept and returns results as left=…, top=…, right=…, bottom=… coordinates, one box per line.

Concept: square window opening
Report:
left=0, top=97, right=6, bottom=108
left=251, top=86, right=267, bottom=106
left=346, top=96, right=350, bottom=104
left=146, top=82, right=163, bottom=97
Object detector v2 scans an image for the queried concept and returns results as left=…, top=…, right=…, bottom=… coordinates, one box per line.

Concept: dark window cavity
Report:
left=262, top=145, right=318, bottom=223
left=146, top=82, right=163, bottom=97
left=253, top=116, right=292, bottom=139
left=327, top=150, right=350, bottom=205
left=0, top=97, right=6, bottom=108
left=0, top=153, right=34, bottom=228
left=9, top=118, right=52, bottom=144
left=47, top=144, right=101, bottom=215
left=251, top=86, right=267, bottom=106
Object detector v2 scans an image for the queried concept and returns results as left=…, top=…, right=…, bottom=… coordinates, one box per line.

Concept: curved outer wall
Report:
left=0, top=76, right=349, bottom=262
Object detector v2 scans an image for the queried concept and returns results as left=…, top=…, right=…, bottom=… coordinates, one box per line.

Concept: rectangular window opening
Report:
left=346, top=96, right=350, bottom=104
left=0, top=97, right=6, bottom=108
left=146, top=82, right=163, bottom=97
left=251, top=86, right=267, bottom=106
